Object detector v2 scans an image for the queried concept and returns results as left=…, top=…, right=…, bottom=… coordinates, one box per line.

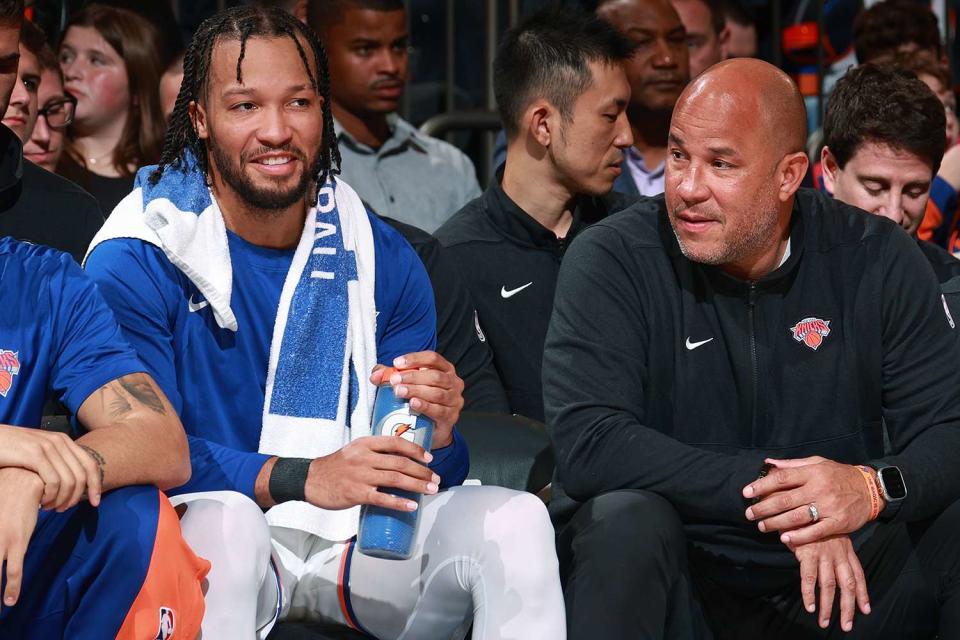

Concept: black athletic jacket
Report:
left=380, top=217, right=509, bottom=413
left=544, top=188, right=960, bottom=567
left=436, top=177, right=634, bottom=421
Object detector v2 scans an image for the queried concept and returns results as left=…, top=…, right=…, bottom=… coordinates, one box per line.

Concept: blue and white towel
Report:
left=86, top=156, right=378, bottom=541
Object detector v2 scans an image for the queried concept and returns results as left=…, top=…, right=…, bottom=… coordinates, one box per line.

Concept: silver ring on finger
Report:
left=808, top=503, right=820, bottom=523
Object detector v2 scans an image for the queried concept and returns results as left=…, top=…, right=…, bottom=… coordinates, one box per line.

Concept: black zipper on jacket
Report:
left=748, top=282, right=758, bottom=444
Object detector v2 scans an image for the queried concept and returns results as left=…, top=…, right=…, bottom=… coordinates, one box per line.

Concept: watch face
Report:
left=879, top=467, right=907, bottom=500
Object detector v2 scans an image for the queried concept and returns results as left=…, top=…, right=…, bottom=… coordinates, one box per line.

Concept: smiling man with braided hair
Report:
left=85, top=6, right=564, bottom=639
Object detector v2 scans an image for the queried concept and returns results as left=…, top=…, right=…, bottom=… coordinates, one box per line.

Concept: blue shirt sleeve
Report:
left=46, top=251, right=145, bottom=414
left=85, top=240, right=270, bottom=498
left=370, top=213, right=469, bottom=486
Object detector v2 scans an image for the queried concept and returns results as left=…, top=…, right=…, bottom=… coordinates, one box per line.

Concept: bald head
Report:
left=664, top=58, right=809, bottom=280
left=676, top=58, right=807, bottom=154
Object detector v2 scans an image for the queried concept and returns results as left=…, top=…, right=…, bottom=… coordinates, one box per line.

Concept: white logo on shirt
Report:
left=501, top=282, right=533, bottom=299
left=685, top=337, right=713, bottom=351
left=188, top=295, right=209, bottom=313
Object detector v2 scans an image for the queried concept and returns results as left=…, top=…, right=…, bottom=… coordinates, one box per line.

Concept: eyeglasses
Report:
left=37, top=94, right=77, bottom=129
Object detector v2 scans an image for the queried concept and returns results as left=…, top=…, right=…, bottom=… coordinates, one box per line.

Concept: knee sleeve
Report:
left=175, top=491, right=275, bottom=639
left=482, top=491, right=559, bottom=587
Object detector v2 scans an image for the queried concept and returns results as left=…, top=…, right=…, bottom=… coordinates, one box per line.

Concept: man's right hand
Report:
left=0, top=467, right=43, bottom=609
left=0, top=424, right=101, bottom=510
left=303, top=436, right=439, bottom=512
left=789, top=534, right=870, bottom=633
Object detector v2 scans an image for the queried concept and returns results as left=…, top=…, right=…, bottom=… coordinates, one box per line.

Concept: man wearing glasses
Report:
left=0, top=21, right=101, bottom=264
left=24, top=50, right=75, bottom=173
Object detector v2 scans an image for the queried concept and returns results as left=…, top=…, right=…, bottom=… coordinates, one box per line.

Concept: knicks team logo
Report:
left=789, top=317, right=831, bottom=351
left=154, top=606, right=175, bottom=639
left=0, top=350, right=21, bottom=397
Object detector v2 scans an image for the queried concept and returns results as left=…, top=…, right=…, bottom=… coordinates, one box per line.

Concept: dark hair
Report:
left=880, top=49, right=951, bottom=94
left=721, top=0, right=754, bottom=28
left=853, top=0, right=942, bottom=64
left=495, top=7, right=635, bottom=139
left=20, top=20, right=46, bottom=58
left=824, top=63, right=946, bottom=174
left=0, top=0, right=22, bottom=24
left=307, top=0, right=404, bottom=31
left=62, top=4, right=166, bottom=176
left=35, top=41, right=59, bottom=74
left=152, top=6, right=339, bottom=192
left=701, top=0, right=726, bottom=36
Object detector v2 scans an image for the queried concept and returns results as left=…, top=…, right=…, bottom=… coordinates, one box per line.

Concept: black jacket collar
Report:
left=483, top=168, right=628, bottom=251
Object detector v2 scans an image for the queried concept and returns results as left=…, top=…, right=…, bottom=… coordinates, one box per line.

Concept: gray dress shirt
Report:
left=334, top=114, right=482, bottom=233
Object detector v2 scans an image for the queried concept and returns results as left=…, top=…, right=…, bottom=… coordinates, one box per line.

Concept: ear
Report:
left=525, top=99, right=555, bottom=148
left=820, top=146, right=838, bottom=195
left=777, top=150, right=809, bottom=203
left=718, top=25, right=731, bottom=52
left=293, top=0, right=308, bottom=23
left=189, top=101, right=209, bottom=140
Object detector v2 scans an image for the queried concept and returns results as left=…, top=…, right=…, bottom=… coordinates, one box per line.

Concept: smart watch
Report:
left=872, top=464, right=907, bottom=518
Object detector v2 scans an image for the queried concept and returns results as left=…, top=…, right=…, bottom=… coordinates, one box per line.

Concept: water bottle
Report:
left=357, top=367, right=434, bottom=560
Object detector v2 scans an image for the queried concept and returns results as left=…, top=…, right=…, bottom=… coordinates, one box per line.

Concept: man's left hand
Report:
left=743, top=456, right=878, bottom=546
left=370, top=351, right=463, bottom=450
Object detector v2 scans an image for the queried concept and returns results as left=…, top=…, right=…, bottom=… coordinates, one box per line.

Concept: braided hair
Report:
left=150, top=6, right=340, bottom=194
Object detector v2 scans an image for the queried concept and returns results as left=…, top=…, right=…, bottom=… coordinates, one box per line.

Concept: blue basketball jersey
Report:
left=85, top=212, right=469, bottom=499
left=0, top=237, right=144, bottom=424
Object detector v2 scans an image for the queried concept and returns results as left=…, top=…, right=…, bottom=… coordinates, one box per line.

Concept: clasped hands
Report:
left=741, top=456, right=882, bottom=632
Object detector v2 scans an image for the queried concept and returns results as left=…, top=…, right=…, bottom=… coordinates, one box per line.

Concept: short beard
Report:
left=208, top=138, right=314, bottom=214
left=669, top=198, right=782, bottom=267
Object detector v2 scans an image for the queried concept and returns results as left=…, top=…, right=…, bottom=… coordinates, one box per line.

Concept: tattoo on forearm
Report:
left=118, top=377, right=167, bottom=415
left=79, top=444, right=106, bottom=486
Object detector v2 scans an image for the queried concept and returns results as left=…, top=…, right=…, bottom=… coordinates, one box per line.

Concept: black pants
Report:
left=556, top=490, right=960, bottom=640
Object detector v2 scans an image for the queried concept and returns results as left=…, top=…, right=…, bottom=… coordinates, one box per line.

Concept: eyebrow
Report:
left=602, top=97, right=629, bottom=109
left=0, top=52, right=19, bottom=65
left=860, top=175, right=931, bottom=187
left=708, top=146, right=739, bottom=157
left=221, top=84, right=313, bottom=97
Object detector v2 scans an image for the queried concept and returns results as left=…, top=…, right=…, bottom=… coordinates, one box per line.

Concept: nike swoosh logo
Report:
left=188, top=295, right=209, bottom=313
left=685, top=337, right=713, bottom=350
left=501, top=282, right=533, bottom=299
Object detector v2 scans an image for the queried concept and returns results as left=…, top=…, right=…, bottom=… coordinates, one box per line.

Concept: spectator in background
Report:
left=158, top=51, right=183, bottom=122
left=853, top=0, right=943, bottom=65
left=670, top=0, right=726, bottom=76
left=821, top=64, right=960, bottom=314
left=24, top=32, right=73, bottom=172
left=308, top=0, right=481, bottom=233
left=0, top=17, right=102, bottom=264
left=58, top=4, right=165, bottom=215
left=1, top=20, right=41, bottom=143
left=721, top=0, right=757, bottom=58
left=436, top=9, right=636, bottom=422
left=598, top=0, right=690, bottom=196
left=890, top=51, right=959, bottom=148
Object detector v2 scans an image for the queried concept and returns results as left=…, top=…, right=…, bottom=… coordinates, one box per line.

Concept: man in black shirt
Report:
left=545, top=58, right=960, bottom=639
left=820, top=63, right=960, bottom=312
left=436, top=9, right=636, bottom=421
left=379, top=215, right=509, bottom=413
